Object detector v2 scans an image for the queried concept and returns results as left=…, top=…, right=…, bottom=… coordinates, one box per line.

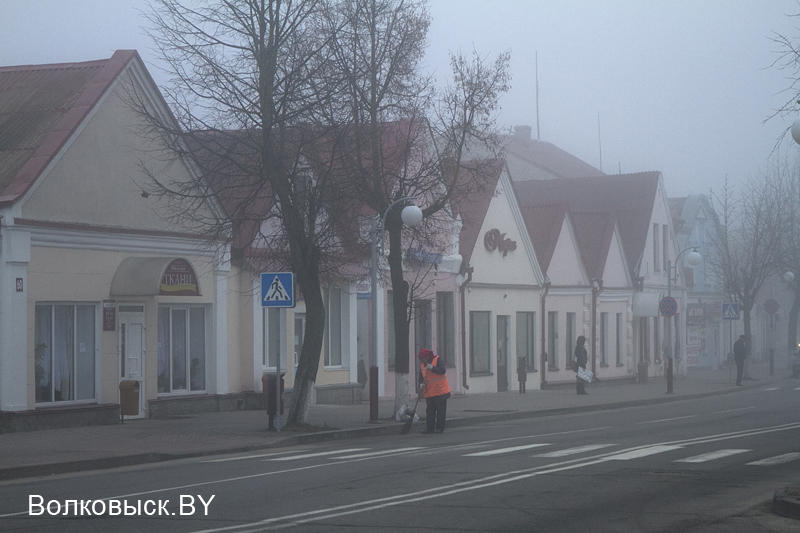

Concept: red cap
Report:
left=418, top=348, right=434, bottom=359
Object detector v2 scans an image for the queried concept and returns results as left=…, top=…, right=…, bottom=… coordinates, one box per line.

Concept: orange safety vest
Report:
left=421, top=355, right=451, bottom=398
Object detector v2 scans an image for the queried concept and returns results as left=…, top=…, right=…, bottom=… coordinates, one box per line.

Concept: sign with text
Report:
left=103, top=300, right=116, bottom=331
left=159, top=259, right=200, bottom=296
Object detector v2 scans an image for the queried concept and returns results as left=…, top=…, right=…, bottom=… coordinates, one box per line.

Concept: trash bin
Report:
left=262, top=372, right=285, bottom=431
left=119, top=380, right=140, bottom=422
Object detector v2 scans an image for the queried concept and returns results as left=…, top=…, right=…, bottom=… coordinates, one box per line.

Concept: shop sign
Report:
left=687, top=303, right=705, bottom=324
left=103, top=300, right=116, bottom=331
left=484, top=228, right=517, bottom=257
left=159, top=259, right=200, bottom=296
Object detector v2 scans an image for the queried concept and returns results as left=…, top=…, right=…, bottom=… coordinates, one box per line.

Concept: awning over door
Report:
left=111, top=257, right=201, bottom=297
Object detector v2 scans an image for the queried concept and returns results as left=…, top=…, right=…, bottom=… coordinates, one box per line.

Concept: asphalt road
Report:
left=2, top=383, right=800, bottom=532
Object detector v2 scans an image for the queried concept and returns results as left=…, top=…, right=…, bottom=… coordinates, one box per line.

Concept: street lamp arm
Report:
left=376, top=196, right=420, bottom=253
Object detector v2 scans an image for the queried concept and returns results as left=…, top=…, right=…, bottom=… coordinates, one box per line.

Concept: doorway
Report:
left=118, top=307, right=146, bottom=418
left=497, top=315, right=509, bottom=391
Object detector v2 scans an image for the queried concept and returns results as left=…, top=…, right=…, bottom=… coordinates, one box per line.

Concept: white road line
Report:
left=330, top=447, right=427, bottom=460
left=534, top=444, right=617, bottom=458
left=763, top=387, right=781, bottom=391
left=747, top=452, right=800, bottom=466
left=463, top=444, right=551, bottom=457
left=638, top=415, right=697, bottom=425
left=674, top=449, right=750, bottom=463
left=713, top=406, right=756, bottom=414
left=268, top=448, right=370, bottom=461
left=606, top=445, right=684, bottom=460
left=204, top=450, right=309, bottom=463
left=794, top=386, right=800, bottom=391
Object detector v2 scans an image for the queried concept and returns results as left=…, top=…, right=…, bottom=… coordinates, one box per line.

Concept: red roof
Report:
left=0, top=50, right=139, bottom=206
left=518, top=202, right=566, bottom=274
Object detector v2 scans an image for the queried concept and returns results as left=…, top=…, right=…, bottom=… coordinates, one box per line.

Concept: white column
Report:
left=214, top=246, right=231, bottom=395
left=0, top=226, right=31, bottom=411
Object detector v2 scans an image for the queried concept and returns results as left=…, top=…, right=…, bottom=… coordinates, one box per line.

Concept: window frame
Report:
left=158, top=305, right=208, bottom=394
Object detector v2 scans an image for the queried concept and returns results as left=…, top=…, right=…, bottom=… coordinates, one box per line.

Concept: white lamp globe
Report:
left=401, top=204, right=423, bottom=227
left=792, top=118, right=800, bottom=146
left=686, top=250, right=702, bottom=267
left=785, top=271, right=795, bottom=283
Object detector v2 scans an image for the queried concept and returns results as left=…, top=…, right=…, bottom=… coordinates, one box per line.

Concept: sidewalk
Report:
left=0, top=365, right=784, bottom=481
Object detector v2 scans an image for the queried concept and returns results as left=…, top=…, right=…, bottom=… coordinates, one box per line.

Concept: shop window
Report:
left=600, top=312, right=609, bottom=365
left=516, top=311, right=536, bottom=371
left=325, top=288, right=349, bottom=368
left=565, top=312, right=576, bottom=370
left=35, top=304, right=96, bottom=403
left=158, top=306, right=206, bottom=393
left=470, top=311, right=491, bottom=374
left=616, top=313, right=624, bottom=366
left=547, top=311, right=558, bottom=369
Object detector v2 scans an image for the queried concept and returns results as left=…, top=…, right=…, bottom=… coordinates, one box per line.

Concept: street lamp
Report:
left=370, top=197, right=423, bottom=422
left=666, top=247, right=702, bottom=393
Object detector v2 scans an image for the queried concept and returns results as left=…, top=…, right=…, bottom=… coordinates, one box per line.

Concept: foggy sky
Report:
left=2, top=0, right=799, bottom=198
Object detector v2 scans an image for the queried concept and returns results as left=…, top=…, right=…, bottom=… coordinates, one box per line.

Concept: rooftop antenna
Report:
left=535, top=51, right=540, bottom=140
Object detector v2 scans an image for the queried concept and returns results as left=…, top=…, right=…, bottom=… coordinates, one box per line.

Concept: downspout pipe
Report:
left=540, top=276, right=551, bottom=388
left=459, top=266, right=474, bottom=391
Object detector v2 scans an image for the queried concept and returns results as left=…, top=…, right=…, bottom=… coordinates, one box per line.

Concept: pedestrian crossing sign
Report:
left=261, top=272, right=294, bottom=308
left=722, top=303, right=739, bottom=320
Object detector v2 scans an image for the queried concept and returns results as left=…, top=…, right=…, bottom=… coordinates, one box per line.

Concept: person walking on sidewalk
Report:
left=734, top=334, right=747, bottom=386
left=418, top=348, right=451, bottom=434
left=575, top=336, right=588, bottom=395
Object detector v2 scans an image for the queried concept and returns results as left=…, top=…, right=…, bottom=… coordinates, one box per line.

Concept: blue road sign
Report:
left=660, top=296, right=678, bottom=317
left=722, top=303, right=739, bottom=320
left=261, top=272, right=294, bottom=308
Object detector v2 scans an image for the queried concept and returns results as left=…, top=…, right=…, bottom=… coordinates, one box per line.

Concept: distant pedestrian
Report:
left=418, top=348, right=451, bottom=434
left=575, top=336, right=588, bottom=395
left=733, top=334, right=747, bottom=386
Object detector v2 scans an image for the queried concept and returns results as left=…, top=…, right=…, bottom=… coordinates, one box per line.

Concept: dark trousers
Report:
left=425, top=395, right=447, bottom=432
left=735, top=358, right=745, bottom=385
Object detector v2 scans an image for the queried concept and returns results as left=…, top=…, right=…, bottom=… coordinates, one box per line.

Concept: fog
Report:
left=2, top=0, right=798, bottom=197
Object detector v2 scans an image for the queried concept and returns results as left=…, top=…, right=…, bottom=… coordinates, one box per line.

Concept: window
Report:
left=653, top=223, right=660, bottom=271
left=600, top=312, right=609, bottom=365
left=325, top=288, right=343, bottom=367
left=662, top=224, right=670, bottom=272
left=35, top=304, right=96, bottom=403
left=654, top=316, right=661, bottom=363
left=516, top=312, right=536, bottom=371
left=157, top=306, right=206, bottom=393
left=547, top=311, right=558, bottom=368
left=616, top=313, right=623, bottom=366
left=565, top=312, right=576, bottom=370
left=263, top=308, right=283, bottom=368
left=639, top=317, right=650, bottom=362
left=415, top=299, right=432, bottom=357
left=470, top=311, right=491, bottom=374
left=436, top=292, right=455, bottom=367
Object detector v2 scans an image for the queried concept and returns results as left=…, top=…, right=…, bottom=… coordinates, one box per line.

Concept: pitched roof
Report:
left=571, top=211, right=617, bottom=280
left=0, top=50, right=139, bottom=206
left=513, top=172, right=660, bottom=275
left=518, top=202, right=566, bottom=274
left=502, top=132, right=605, bottom=181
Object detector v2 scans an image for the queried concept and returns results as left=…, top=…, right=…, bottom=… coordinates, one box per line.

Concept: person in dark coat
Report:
left=733, top=334, right=747, bottom=386
left=575, top=335, right=588, bottom=395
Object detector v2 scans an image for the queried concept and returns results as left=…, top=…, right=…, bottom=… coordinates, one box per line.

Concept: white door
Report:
left=119, top=310, right=146, bottom=418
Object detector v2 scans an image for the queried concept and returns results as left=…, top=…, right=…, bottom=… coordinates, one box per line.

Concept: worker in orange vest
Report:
left=418, top=348, right=451, bottom=434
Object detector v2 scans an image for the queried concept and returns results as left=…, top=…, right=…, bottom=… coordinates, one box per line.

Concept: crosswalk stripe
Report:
left=607, top=445, right=683, bottom=460
left=674, top=449, right=750, bottom=463
left=763, top=387, right=780, bottom=391
left=268, top=448, right=370, bottom=461
left=330, top=447, right=427, bottom=460
left=534, top=444, right=617, bottom=458
left=464, top=444, right=551, bottom=457
left=204, top=450, right=309, bottom=463
left=747, top=452, right=800, bottom=466
left=794, top=386, right=800, bottom=391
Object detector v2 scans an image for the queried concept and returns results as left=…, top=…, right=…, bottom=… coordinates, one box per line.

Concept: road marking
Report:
left=638, top=415, right=696, bottom=425
left=330, top=447, right=427, bottom=460
left=463, top=444, right=551, bottom=457
left=674, top=449, right=750, bottom=463
left=204, top=450, right=309, bottom=463
left=763, top=387, right=780, bottom=391
left=534, top=444, right=617, bottom=458
left=794, top=386, right=800, bottom=391
left=747, top=452, right=800, bottom=466
left=268, top=448, right=370, bottom=461
left=713, top=406, right=756, bottom=414
left=606, top=445, right=684, bottom=460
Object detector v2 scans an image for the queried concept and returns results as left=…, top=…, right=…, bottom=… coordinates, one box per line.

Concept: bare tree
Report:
left=137, top=0, right=352, bottom=426
left=323, top=0, right=510, bottom=411
left=710, top=175, right=786, bottom=356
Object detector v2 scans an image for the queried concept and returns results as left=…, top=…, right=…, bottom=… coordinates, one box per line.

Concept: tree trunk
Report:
left=286, top=276, right=325, bottom=426
left=789, top=287, right=800, bottom=359
left=387, top=218, right=412, bottom=414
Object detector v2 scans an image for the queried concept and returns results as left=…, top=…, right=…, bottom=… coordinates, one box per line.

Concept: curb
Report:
left=0, top=382, right=757, bottom=482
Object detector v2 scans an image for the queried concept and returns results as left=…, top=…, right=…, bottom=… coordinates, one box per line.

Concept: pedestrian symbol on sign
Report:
left=722, top=303, right=739, bottom=320
left=261, top=272, right=294, bottom=308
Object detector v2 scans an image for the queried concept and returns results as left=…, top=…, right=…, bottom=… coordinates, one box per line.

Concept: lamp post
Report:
left=666, top=247, right=702, bottom=393
left=370, top=197, right=423, bottom=422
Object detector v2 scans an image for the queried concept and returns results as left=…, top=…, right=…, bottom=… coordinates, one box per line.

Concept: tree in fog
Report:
left=323, top=0, right=510, bottom=411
